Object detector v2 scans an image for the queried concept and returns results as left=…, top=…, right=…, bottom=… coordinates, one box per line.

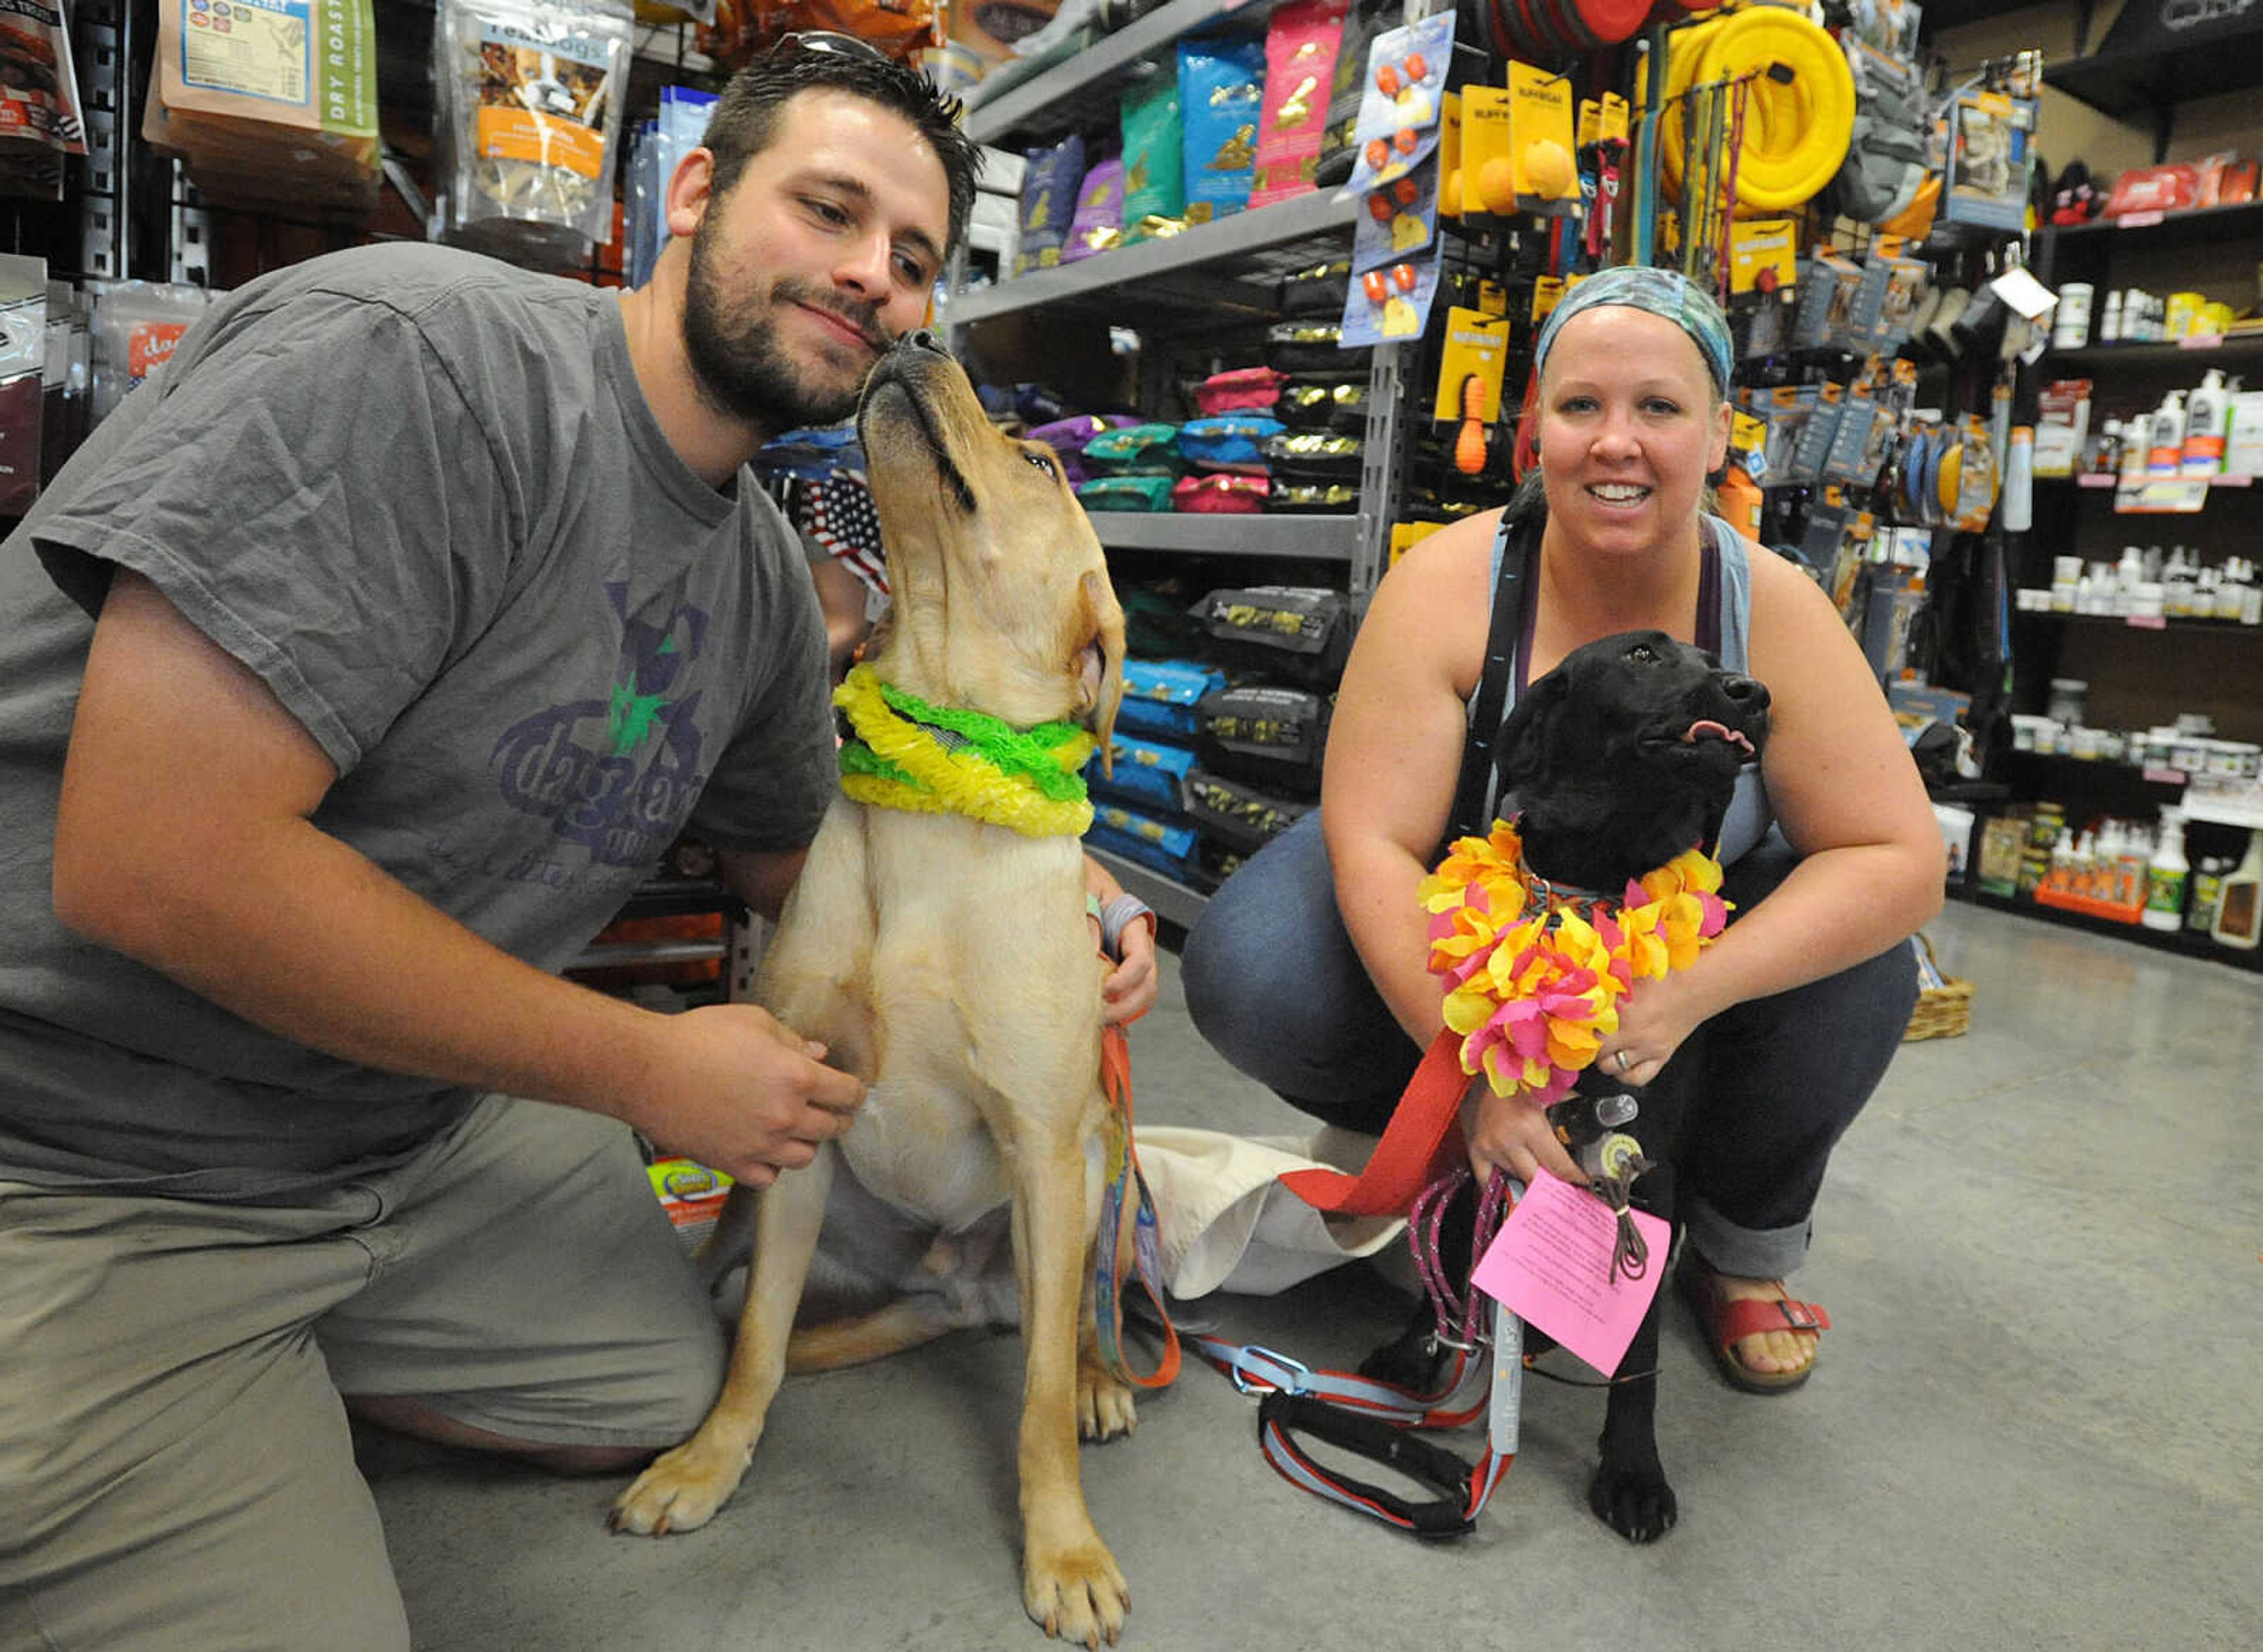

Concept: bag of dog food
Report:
left=1172, top=473, right=1269, bottom=514
left=1118, top=66, right=1183, bottom=239
left=1249, top=0, right=1347, bottom=208
left=1184, top=767, right=1311, bottom=855
left=1274, top=372, right=1367, bottom=431
left=1193, top=585, right=1352, bottom=688
left=1014, top=132, right=1084, bottom=275
left=1061, top=155, right=1124, bottom=263
left=1082, top=422, right=1182, bottom=476
left=1265, top=319, right=1371, bottom=374
left=1086, top=731, right=1196, bottom=817
left=1276, top=256, right=1352, bottom=318
left=1028, top=411, right=1134, bottom=486
left=1177, top=415, right=1285, bottom=473
left=1119, top=658, right=1227, bottom=741
left=1264, top=430, right=1363, bottom=479
left=1088, top=805, right=1205, bottom=886
left=1196, top=684, right=1331, bottom=796
left=1077, top=474, right=1175, bottom=513
left=1193, top=365, right=1286, bottom=415
left=1267, top=480, right=1358, bottom=513
left=1177, top=36, right=1263, bottom=224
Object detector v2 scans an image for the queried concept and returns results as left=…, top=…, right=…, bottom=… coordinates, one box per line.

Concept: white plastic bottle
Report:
left=2183, top=369, right=2229, bottom=477
left=2147, top=391, right=2187, bottom=476
left=2100, top=289, right=2123, bottom=343
left=2143, top=809, right=2189, bottom=931
left=2211, top=830, right=2263, bottom=949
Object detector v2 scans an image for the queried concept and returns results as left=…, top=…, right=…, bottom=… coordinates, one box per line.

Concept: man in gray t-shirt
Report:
left=0, top=42, right=1065, bottom=1652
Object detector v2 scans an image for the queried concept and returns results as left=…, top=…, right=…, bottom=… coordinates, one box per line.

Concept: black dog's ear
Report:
left=1492, top=668, right=1568, bottom=792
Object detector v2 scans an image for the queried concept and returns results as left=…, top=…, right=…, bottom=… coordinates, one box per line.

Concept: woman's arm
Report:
left=1607, top=552, right=1945, bottom=1076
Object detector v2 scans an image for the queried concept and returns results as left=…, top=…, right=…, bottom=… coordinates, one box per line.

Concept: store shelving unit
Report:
left=946, top=3, right=1421, bottom=923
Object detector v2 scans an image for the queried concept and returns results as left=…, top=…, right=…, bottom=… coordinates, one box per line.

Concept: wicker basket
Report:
left=1904, top=932, right=1972, bottom=1041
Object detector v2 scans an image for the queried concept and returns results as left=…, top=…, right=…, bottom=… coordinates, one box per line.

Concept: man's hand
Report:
left=626, top=1004, right=866, bottom=1188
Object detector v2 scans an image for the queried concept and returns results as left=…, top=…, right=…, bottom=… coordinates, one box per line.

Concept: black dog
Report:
left=1364, top=628, right=1769, bottom=1543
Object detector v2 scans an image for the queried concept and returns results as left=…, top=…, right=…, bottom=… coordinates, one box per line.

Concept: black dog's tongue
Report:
left=1681, top=720, right=1754, bottom=757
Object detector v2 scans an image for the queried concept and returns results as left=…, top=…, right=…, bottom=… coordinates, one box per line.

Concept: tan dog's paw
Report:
left=1023, top=1535, right=1129, bottom=1648
left=1076, top=1357, right=1138, bottom=1442
left=606, top=1434, right=750, bottom=1537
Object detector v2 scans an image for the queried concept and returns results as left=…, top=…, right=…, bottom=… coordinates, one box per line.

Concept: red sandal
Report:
left=1675, top=1254, right=1832, bottom=1394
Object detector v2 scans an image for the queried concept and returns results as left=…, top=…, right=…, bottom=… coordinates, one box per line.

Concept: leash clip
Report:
left=1227, top=1345, right=1311, bottom=1397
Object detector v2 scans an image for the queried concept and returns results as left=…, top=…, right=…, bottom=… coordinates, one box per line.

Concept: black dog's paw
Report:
left=1588, top=1457, right=1678, bottom=1544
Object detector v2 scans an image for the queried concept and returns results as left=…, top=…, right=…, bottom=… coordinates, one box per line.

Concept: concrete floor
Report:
left=362, top=898, right=2262, bottom=1650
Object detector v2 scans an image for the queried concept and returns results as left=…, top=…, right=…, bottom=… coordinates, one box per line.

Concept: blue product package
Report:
left=1087, top=809, right=1204, bottom=883
left=1179, top=37, right=1265, bottom=224
left=1086, top=733, right=1196, bottom=816
left=1179, top=414, right=1287, bottom=471
left=1117, top=658, right=1228, bottom=740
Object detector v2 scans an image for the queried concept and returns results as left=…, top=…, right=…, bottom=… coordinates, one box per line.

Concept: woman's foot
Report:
left=1675, top=1252, right=1832, bottom=1393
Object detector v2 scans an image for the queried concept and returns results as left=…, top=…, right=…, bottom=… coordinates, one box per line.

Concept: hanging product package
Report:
left=0, top=0, right=88, bottom=201
left=436, top=0, right=634, bottom=266
left=144, top=0, right=378, bottom=214
left=87, top=281, right=214, bottom=423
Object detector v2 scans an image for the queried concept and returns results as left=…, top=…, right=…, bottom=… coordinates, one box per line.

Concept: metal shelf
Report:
left=1085, top=845, right=1209, bottom=930
left=2043, top=34, right=2263, bottom=126
left=964, top=0, right=1266, bottom=144
left=942, top=189, right=1361, bottom=330
left=1086, top=511, right=1356, bottom=560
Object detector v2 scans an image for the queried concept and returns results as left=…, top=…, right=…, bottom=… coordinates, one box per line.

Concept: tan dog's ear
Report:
left=1073, top=569, right=1127, bottom=776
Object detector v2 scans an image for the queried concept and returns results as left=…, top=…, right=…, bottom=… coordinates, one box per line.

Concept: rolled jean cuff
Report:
left=1680, top=1193, right=1812, bottom=1281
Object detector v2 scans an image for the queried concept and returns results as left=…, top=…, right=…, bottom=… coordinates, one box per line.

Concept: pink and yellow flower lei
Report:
left=1419, top=819, right=1731, bottom=1106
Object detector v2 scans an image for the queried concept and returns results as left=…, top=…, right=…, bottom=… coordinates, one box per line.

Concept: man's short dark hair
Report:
left=701, top=41, right=980, bottom=256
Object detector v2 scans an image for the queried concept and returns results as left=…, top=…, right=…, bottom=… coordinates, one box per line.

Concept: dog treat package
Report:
left=1086, top=732, right=1196, bottom=817
left=1249, top=0, right=1347, bottom=208
left=1088, top=805, right=1205, bottom=887
left=1076, top=474, right=1175, bottom=513
left=1310, top=0, right=1394, bottom=187
left=1117, top=658, right=1226, bottom=741
left=1274, top=372, right=1367, bottom=431
left=1266, top=479, right=1357, bottom=513
left=1177, top=414, right=1285, bottom=473
left=1028, top=412, right=1134, bottom=486
left=1176, top=35, right=1263, bottom=224
left=1193, top=365, right=1285, bottom=416
left=1172, top=473, right=1269, bottom=514
left=1195, top=684, right=1331, bottom=796
left=1013, top=132, right=1084, bottom=275
left=1081, top=421, right=1182, bottom=476
left=1264, top=429, right=1363, bottom=480
left=1184, top=767, right=1312, bottom=855
left=1276, top=256, right=1352, bottom=318
left=1060, top=155, right=1124, bottom=263
left=434, top=0, right=633, bottom=267
left=1192, top=585, right=1351, bottom=688
left=1265, top=319, right=1372, bottom=374
left=1117, top=67, right=1184, bottom=240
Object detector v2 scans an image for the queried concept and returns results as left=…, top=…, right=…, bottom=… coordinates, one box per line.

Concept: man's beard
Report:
left=680, top=222, right=883, bottom=431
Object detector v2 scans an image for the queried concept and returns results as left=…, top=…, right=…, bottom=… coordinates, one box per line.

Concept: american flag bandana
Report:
left=793, top=470, right=890, bottom=598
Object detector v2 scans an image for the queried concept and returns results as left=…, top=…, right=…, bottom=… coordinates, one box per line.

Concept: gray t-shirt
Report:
left=0, top=242, right=834, bottom=1199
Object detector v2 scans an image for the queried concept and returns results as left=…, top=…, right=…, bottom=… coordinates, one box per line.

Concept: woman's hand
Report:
left=1595, top=967, right=1717, bottom=1089
left=1462, top=1080, right=1584, bottom=1187
left=1101, top=916, right=1158, bottom=1024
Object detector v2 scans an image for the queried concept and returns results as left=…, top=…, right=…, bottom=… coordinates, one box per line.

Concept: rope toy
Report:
left=833, top=664, right=1096, bottom=838
left=1420, top=818, right=1730, bottom=1105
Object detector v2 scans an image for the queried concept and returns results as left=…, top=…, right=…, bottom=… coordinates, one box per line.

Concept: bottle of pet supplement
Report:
left=2142, top=809, right=2189, bottom=932
left=2184, top=370, right=2229, bottom=477
left=2211, top=831, right=2263, bottom=950
left=2188, top=853, right=2231, bottom=932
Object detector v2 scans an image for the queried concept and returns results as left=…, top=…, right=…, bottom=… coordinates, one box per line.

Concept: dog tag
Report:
left=1469, top=1171, right=1668, bottom=1377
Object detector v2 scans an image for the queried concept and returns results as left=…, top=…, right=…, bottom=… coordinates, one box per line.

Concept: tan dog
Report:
left=610, top=336, right=1139, bottom=1647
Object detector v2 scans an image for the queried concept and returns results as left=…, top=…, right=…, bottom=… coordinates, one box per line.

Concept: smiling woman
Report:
left=1183, top=263, right=1945, bottom=1416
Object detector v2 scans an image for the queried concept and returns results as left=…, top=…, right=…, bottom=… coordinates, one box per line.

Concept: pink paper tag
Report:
left=1470, top=1171, right=1670, bottom=1377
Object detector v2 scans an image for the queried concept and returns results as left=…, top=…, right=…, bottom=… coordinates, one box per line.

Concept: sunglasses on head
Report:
left=774, top=30, right=890, bottom=65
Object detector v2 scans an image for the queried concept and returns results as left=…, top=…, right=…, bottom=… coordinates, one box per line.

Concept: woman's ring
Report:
left=1614, top=1048, right=1634, bottom=1074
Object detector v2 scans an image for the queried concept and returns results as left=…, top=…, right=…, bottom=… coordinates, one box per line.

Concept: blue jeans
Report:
left=1180, top=811, right=1918, bottom=1279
